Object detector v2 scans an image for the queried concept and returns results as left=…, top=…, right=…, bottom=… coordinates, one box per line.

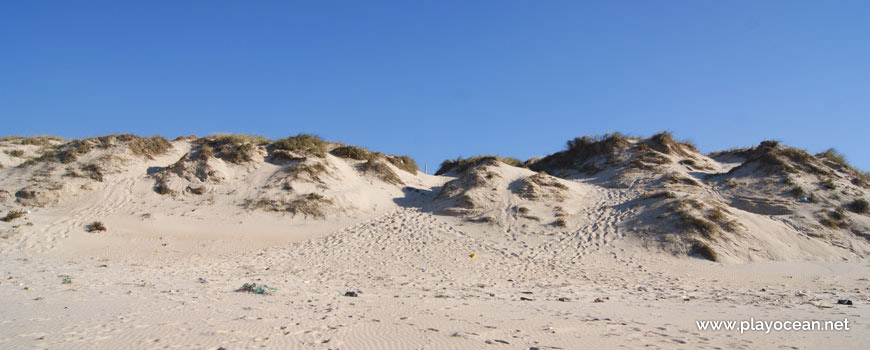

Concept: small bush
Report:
left=554, top=217, right=568, bottom=227
left=2, top=209, right=27, bottom=222
left=87, top=221, right=107, bottom=232
left=848, top=198, right=869, bottom=214
left=821, top=179, right=836, bottom=190
left=690, top=242, right=718, bottom=261
left=330, top=146, right=372, bottom=160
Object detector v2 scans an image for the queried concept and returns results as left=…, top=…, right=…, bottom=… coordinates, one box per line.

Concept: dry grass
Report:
left=436, top=155, right=521, bottom=175
left=194, top=135, right=266, bottom=164
left=848, top=198, right=869, bottom=214
left=819, top=208, right=848, bottom=229
left=359, top=159, right=403, bottom=185
left=690, top=241, right=718, bottom=261
left=385, top=155, right=418, bottom=174
left=244, top=193, right=333, bottom=218
left=707, top=207, right=738, bottom=232
left=817, top=148, right=848, bottom=168
left=4, top=150, right=24, bottom=158
left=87, top=221, right=107, bottom=232
left=330, top=146, right=372, bottom=160
left=0, top=136, right=63, bottom=146
left=641, top=190, right=676, bottom=200
left=645, top=131, right=695, bottom=157
left=127, top=135, right=172, bottom=159
left=286, top=162, right=329, bottom=182
left=272, top=134, right=327, bottom=158
left=515, top=173, right=568, bottom=200
left=81, top=163, right=104, bottom=182
left=790, top=186, right=805, bottom=198
left=2, top=209, right=27, bottom=222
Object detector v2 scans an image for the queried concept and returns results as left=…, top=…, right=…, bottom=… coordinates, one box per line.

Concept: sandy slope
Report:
left=1, top=135, right=869, bottom=349
left=2, top=207, right=868, bottom=349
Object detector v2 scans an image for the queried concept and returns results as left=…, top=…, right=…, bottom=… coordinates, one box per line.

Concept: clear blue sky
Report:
left=2, top=1, right=868, bottom=172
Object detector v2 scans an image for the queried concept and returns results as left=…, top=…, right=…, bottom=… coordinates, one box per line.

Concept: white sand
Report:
left=1, top=137, right=868, bottom=349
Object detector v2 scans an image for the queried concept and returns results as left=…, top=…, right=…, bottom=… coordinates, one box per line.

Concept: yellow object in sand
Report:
left=470, top=253, right=477, bottom=258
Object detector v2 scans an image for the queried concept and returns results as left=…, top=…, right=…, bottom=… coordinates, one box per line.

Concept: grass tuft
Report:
left=2, top=209, right=27, bottom=222
left=272, top=134, right=327, bottom=157
left=690, top=242, right=718, bottom=261
left=848, top=198, right=869, bottom=214
left=359, top=159, right=403, bottom=185
left=87, top=221, right=107, bottom=232
left=436, top=155, right=521, bottom=175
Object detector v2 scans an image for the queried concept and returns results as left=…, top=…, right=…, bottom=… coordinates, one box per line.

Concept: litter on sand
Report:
left=236, top=283, right=276, bottom=295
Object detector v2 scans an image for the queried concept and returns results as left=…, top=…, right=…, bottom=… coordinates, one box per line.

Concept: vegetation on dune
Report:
left=690, top=241, right=718, bottom=261
left=0, top=136, right=63, bottom=146
left=644, top=131, right=696, bottom=157
left=436, top=155, right=523, bottom=175
left=14, top=134, right=172, bottom=167
left=359, top=159, right=403, bottom=185
left=194, top=134, right=267, bottom=164
left=848, top=198, right=869, bottom=214
left=529, top=132, right=684, bottom=174
left=817, top=148, right=849, bottom=168
left=330, top=145, right=372, bottom=160
left=87, top=221, right=107, bottom=232
left=2, top=209, right=27, bottom=222
left=285, top=161, right=330, bottom=182
left=272, top=134, right=327, bottom=158
left=243, top=193, right=333, bottom=218
left=385, top=155, right=418, bottom=174
left=126, top=135, right=172, bottom=159
left=819, top=208, right=848, bottom=229
left=4, top=150, right=24, bottom=157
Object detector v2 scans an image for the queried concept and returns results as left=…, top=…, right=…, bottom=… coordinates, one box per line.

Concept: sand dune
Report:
left=1, top=133, right=868, bottom=349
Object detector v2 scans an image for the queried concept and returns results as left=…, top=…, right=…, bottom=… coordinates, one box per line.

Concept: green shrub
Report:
left=690, top=242, right=718, bottom=261
left=849, top=198, right=869, bottom=214
left=821, top=179, right=836, bottom=190
left=87, top=221, right=107, bottom=232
